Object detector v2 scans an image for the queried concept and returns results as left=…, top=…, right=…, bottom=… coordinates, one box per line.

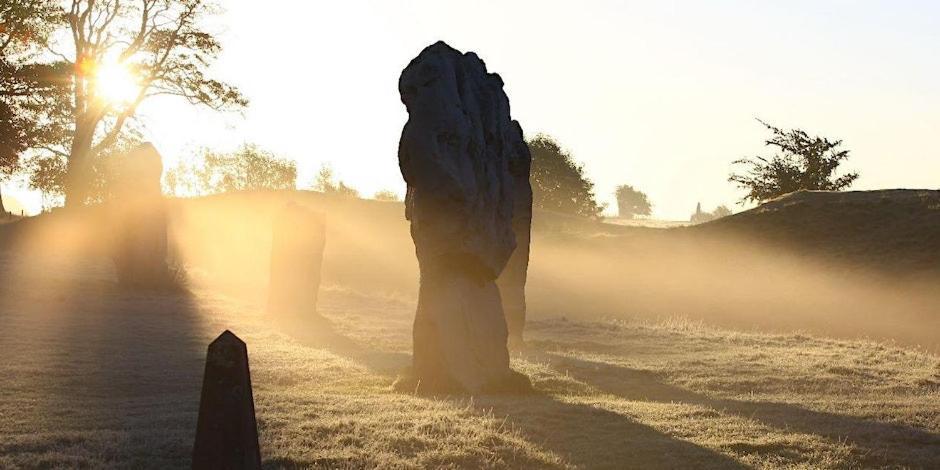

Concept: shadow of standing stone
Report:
left=267, top=203, right=326, bottom=321
left=192, top=330, right=261, bottom=470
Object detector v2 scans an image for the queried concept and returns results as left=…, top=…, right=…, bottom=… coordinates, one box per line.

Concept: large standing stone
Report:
left=267, top=203, right=326, bottom=320
left=110, top=142, right=169, bottom=288
left=397, top=41, right=531, bottom=393
left=192, top=330, right=261, bottom=469
left=497, top=123, right=533, bottom=348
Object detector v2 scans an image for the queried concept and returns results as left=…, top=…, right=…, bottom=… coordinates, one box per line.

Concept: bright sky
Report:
left=5, top=0, right=939, bottom=218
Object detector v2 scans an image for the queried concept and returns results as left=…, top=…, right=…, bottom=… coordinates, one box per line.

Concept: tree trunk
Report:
left=64, top=120, right=96, bottom=208
left=0, top=184, right=6, bottom=215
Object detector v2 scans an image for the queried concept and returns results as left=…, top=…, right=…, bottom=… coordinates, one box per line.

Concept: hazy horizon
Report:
left=4, top=0, right=938, bottom=218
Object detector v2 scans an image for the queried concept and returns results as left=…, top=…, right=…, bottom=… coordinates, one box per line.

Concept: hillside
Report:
left=690, top=190, right=940, bottom=274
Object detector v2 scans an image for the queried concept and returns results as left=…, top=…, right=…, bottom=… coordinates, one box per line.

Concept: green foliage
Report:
left=614, top=184, right=652, bottom=219
left=0, top=0, right=66, bottom=212
left=164, top=144, right=296, bottom=196
left=712, top=205, right=732, bottom=218
left=373, top=189, right=400, bottom=202
left=690, top=203, right=732, bottom=224
left=729, top=120, right=858, bottom=204
left=528, top=134, right=604, bottom=219
left=311, top=163, right=360, bottom=198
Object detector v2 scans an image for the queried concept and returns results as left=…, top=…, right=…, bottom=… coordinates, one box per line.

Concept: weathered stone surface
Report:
left=497, top=122, right=533, bottom=347
left=267, top=203, right=326, bottom=319
left=110, top=142, right=169, bottom=288
left=192, top=330, right=261, bottom=470
left=398, top=41, right=532, bottom=393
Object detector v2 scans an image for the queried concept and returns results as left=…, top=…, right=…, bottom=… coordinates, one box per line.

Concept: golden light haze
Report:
left=7, top=0, right=938, bottom=216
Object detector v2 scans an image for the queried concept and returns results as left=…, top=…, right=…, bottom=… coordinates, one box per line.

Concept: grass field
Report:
left=1, top=249, right=937, bottom=469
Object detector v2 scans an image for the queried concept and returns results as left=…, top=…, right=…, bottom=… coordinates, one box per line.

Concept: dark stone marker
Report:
left=192, top=330, right=261, bottom=470
left=267, top=203, right=326, bottom=319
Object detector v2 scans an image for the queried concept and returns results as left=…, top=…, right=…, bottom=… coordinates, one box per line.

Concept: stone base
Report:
left=507, top=333, right=526, bottom=352
left=413, top=262, right=522, bottom=393
left=393, top=367, right=532, bottom=395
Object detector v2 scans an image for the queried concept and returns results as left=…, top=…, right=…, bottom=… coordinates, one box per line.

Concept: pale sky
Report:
left=5, top=0, right=939, bottom=218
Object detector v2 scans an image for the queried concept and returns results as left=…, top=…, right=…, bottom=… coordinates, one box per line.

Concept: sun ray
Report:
left=93, top=60, right=140, bottom=105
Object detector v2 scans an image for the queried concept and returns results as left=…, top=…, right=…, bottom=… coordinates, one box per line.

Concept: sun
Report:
left=94, top=60, right=140, bottom=105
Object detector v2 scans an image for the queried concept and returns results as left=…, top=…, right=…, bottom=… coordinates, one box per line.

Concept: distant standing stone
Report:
left=192, top=330, right=261, bottom=469
left=397, top=41, right=532, bottom=393
left=267, top=203, right=326, bottom=319
left=111, top=142, right=169, bottom=288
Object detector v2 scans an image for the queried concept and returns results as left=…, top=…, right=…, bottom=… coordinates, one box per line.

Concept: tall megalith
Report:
left=497, top=123, right=533, bottom=348
left=111, top=142, right=169, bottom=288
left=397, top=41, right=532, bottom=393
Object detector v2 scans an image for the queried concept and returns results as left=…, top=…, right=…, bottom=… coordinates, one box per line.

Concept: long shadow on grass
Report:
left=470, top=392, right=747, bottom=469
left=278, top=313, right=745, bottom=468
left=0, top=227, right=210, bottom=469
left=277, top=315, right=411, bottom=375
left=531, top=350, right=940, bottom=468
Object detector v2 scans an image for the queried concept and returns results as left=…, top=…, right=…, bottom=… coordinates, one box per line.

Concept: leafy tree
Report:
left=614, top=184, right=652, bottom=219
left=7, top=0, right=246, bottom=207
left=729, top=120, right=858, bottom=204
left=373, top=189, right=400, bottom=201
left=528, top=134, right=604, bottom=218
left=164, top=144, right=296, bottom=196
left=311, top=163, right=360, bottom=198
left=0, top=0, right=66, bottom=213
left=712, top=205, right=732, bottom=218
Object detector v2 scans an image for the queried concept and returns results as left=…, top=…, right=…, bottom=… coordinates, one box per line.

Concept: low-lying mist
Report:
left=3, top=190, right=935, bottom=352
left=164, top=190, right=940, bottom=352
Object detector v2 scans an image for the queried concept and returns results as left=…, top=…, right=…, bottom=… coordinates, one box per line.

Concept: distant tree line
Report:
left=690, top=203, right=732, bottom=224
left=164, top=144, right=296, bottom=196
left=614, top=185, right=652, bottom=219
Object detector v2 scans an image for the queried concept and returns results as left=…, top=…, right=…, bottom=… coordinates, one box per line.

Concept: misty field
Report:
left=1, top=243, right=938, bottom=469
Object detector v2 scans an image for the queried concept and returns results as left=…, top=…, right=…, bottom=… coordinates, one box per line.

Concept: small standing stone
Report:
left=267, top=203, right=326, bottom=319
left=192, top=330, right=261, bottom=470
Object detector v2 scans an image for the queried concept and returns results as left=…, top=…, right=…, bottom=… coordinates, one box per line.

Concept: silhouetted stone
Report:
left=111, top=142, right=169, bottom=288
left=267, top=203, right=326, bottom=319
left=192, top=330, right=261, bottom=470
left=397, top=41, right=532, bottom=393
left=497, top=122, right=533, bottom=348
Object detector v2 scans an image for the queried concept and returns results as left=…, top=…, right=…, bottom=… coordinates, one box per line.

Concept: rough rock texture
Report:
left=398, top=41, right=532, bottom=393
left=267, top=203, right=326, bottom=320
left=192, top=330, right=261, bottom=469
left=497, top=125, right=533, bottom=347
left=110, top=142, right=169, bottom=288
